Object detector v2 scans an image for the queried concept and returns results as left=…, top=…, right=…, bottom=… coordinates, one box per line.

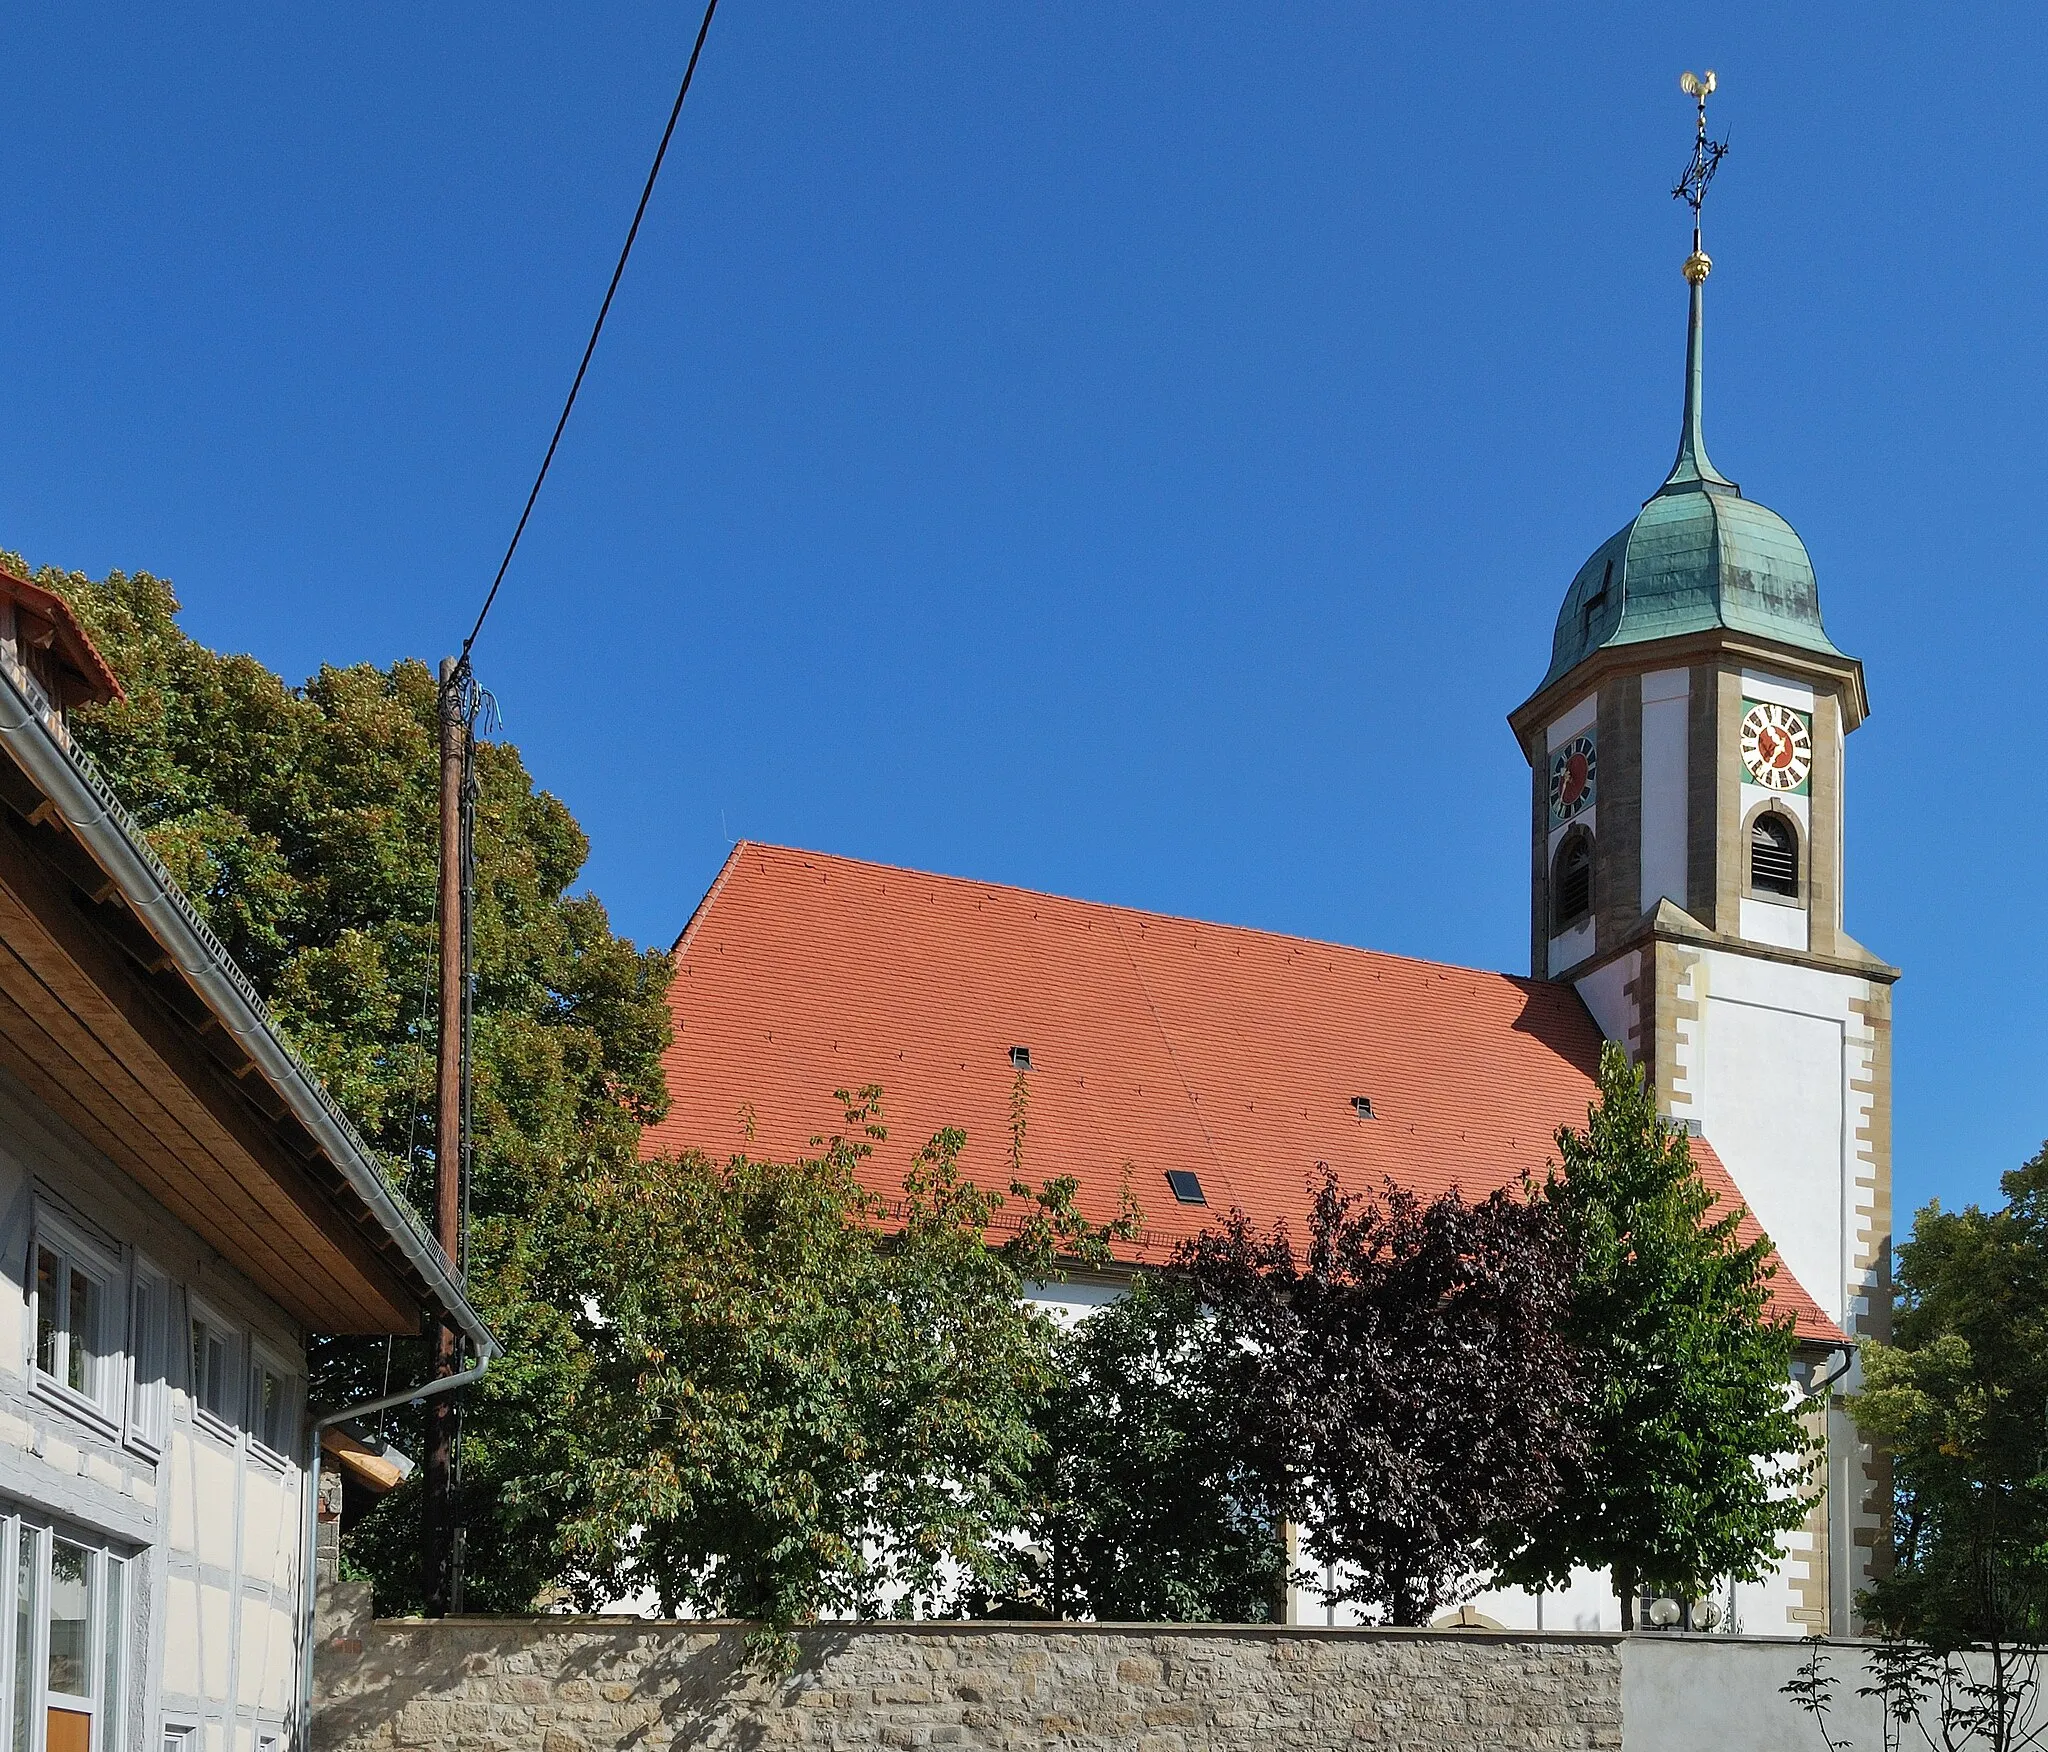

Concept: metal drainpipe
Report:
left=1800, top=1346, right=1857, bottom=1638
left=297, top=1354, right=494, bottom=1752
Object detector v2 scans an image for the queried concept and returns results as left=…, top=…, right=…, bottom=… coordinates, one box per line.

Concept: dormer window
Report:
left=0, top=573, right=123, bottom=742
left=1750, top=813, right=1799, bottom=898
left=1552, top=828, right=1594, bottom=932
left=1580, top=559, right=1613, bottom=642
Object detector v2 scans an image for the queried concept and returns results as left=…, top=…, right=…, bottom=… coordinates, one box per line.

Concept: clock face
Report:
left=1549, top=733, right=1597, bottom=822
left=1740, top=700, right=1812, bottom=791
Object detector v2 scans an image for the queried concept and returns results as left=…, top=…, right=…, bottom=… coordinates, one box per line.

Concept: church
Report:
left=646, top=131, right=1893, bottom=1639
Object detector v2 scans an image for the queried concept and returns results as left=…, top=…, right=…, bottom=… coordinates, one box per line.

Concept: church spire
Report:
left=1660, top=70, right=1737, bottom=498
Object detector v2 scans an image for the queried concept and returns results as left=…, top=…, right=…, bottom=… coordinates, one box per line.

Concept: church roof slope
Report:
left=651, top=842, right=1841, bottom=1346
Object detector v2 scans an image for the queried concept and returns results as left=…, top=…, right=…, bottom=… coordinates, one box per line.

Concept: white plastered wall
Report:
left=0, top=1066, right=309, bottom=1750
left=1573, top=950, right=1641, bottom=1059
left=1639, top=669, right=1689, bottom=914
left=1688, top=949, right=1873, bottom=1331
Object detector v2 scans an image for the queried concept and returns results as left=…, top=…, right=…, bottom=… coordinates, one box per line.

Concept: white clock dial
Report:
left=1740, top=701, right=1812, bottom=791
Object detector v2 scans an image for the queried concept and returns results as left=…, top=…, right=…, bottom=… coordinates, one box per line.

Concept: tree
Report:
left=1183, top=1168, right=1585, bottom=1626
left=1830, top=1146, right=2048, bottom=1752
left=555, top=1087, right=1132, bottom=1654
left=1022, top=1271, right=1285, bottom=1623
left=1502, top=1041, right=1816, bottom=1625
left=29, top=559, right=674, bottom=1612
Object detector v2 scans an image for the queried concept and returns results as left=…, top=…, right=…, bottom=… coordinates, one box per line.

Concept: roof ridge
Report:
left=724, top=841, right=1560, bottom=992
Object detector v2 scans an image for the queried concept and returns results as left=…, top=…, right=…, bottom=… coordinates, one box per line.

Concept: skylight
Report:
left=1351, top=1095, right=1377, bottom=1120
left=1009, top=1045, right=1032, bottom=1071
left=1165, top=1169, right=1206, bottom=1205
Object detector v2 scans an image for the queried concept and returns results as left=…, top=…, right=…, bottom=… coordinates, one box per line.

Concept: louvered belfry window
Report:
left=1751, top=814, right=1798, bottom=898
left=1553, top=832, right=1593, bottom=930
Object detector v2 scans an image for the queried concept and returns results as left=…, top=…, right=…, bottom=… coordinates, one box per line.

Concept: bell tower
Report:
left=1506, top=72, right=1896, bottom=1638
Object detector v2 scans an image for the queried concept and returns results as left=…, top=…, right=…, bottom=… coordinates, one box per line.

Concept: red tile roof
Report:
left=650, top=842, right=1843, bottom=1347
left=0, top=567, right=123, bottom=707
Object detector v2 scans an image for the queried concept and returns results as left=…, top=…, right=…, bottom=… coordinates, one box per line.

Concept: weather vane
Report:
left=1674, top=69, right=1727, bottom=283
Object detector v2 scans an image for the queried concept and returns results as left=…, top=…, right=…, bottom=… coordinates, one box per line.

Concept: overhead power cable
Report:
left=459, top=0, right=722, bottom=665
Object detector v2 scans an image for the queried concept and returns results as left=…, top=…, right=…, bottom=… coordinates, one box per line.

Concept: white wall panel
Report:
left=1549, top=917, right=1594, bottom=973
left=1739, top=671, right=1817, bottom=711
left=1640, top=670, right=1689, bottom=914
left=1698, top=995, right=1845, bottom=1323
left=1546, top=691, right=1598, bottom=749
left=200, top=1582, right=234, bottom=1697
left=1573, top=951, right=1640, bottom=1053
left=1739, top=900, right=1809, bottom=952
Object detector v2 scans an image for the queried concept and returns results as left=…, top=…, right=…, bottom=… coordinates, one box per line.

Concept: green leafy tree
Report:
left=25, top=558, right=674, bottom=1612
left=1503, top=1041, right=1816, bottom=1624
left=1021, top=1271, right=1285, bottom=1623
left=20, top=556, right=1139, bottom=1633
left=1834, top=1146, right=2048, bottom=1752
left=557, top=1087, right=1132, bottom=1654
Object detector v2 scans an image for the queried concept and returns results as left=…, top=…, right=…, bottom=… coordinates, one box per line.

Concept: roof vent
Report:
left=1350, top=1095, right=1376, bottom=1120
left=1165, top=1169, right=1207, bottom=1205
left=1009, top=1045, right=1032, bottom=1071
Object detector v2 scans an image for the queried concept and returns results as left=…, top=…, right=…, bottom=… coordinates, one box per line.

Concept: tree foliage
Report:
left=31, top=560, right=674, bottom=1611
left=24, top=558, right=1842, bottom=1639
left=1182, top=1168, right=1584, bottom=1626
left=1503, top=1041, right=1816, bottom=1622
left=550, top=1087, right=1117, bottom=1651
left=1020, top=1271, right=1284, bottom=1624
left=1832, top=1145, right=2048, bottom=1751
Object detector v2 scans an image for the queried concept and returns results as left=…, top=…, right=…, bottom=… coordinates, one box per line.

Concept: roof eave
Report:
left=1509, top=624, right=1869, bottom=752
left=0, top=659, right=496, bottom=1358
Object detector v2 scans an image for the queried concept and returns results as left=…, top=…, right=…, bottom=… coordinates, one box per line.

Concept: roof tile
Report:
left=651, top=843, right=1843, bottom=1346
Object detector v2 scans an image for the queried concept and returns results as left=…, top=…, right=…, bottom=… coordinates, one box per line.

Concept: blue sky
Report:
left=0, top=5, right=2039, bottom=1223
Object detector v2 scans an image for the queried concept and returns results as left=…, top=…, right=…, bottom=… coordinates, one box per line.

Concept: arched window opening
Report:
left=1750, top=813, right=1799, bottom=898
left=1552, top=831, right=1593, bottom=932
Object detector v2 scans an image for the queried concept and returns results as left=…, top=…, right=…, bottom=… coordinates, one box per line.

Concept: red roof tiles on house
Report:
left=650, top=842, right=1843, bottom=1347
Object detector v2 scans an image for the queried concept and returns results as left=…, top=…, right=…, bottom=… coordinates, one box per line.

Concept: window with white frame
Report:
left=248, top=1348, right=296, bottom=1460
left=125, top=1260, right=170, bottom=1457
left=0, top=1514, right=131, bottom=1752
left=187, top=1305, right=238, bottom=1430
left=27, top=1218, right=122, bottom=1425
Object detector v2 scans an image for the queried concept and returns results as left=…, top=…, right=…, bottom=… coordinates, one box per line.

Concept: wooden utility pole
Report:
left=423, top=655, right=468, bottom=1615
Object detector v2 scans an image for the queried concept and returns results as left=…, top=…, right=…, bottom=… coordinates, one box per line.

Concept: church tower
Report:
left=1507, top=76, right=1896, bottom=1635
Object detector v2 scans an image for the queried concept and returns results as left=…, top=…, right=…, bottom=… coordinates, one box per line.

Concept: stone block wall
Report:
left=312, top=1588, right=1626, bottom=1752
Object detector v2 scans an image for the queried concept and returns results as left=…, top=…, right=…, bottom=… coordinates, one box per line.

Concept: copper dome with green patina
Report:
left=1539, top=276, right=1842, bottom=694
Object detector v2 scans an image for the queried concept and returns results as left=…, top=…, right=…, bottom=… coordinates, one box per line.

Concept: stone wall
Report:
left=312, top=1586, right=1625, bottom=1752
left=314, top=1586, right=1884, bottom=1752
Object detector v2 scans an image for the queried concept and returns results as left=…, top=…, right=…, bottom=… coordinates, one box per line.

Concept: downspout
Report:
left=1799, top=1344, right=1857, bottom=1639
left=297, top=1349, right=497, bottom=1752
left=1800, top=1347, right=1854, bottom=1404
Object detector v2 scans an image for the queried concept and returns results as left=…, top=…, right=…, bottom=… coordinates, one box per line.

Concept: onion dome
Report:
left=1537, top=259, right=1841, bottom=694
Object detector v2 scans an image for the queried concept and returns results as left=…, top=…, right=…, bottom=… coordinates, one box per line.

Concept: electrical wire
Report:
left=459, top=0, right=722, bottom=666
